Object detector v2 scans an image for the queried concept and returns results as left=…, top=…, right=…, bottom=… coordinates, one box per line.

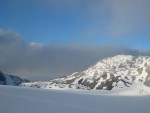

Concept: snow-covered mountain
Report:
left=0, top=71, right=29, bottom=86
left=21, top=55, right=150, bottom=94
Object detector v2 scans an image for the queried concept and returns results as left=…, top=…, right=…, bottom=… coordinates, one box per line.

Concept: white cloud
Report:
left=105, top=0, right=150, bottom=37
left=29, top=42, right=44, bottom=48
left=1, top=29, right=149, bottom=81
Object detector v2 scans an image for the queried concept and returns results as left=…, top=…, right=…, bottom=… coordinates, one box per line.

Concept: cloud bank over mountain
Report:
left=0, top=29, right=150, bottom=81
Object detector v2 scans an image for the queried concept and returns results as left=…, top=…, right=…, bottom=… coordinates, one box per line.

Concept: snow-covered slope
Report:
left=0, top=71, right=29, bottom=86
left=1, top=85, right=150, bottom=113
left=21, top=55, right=150, bottom=94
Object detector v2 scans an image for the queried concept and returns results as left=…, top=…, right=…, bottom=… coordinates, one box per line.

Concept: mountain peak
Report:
left=21, top=55, right=150, bottom=94
left=0, top=71, right=29, bottom=86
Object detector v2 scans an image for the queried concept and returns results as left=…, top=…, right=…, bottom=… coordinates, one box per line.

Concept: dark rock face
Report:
left=96, top=76, right=120, bottom=90
left=101, top=72, right=107, bottom=79
left=144, top=65, right=150, bottom=87
left=0, top=71, right=29, bottom=86
left=9, top=75, right=30, bottom=86
left=78, top=78, right=83, bottom=84
left=81, top=79, right=98, bottom=89
left=137, top=68, right=143, bottom=75
left=120, top=79, right=132, bottom=87
left=0, top=71, right=6, bottom=85
left=65, top=78, right=76, bottom=84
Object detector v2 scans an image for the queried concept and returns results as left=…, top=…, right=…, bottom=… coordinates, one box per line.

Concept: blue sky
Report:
left=1, top=0, right=150, bottom=80
left=1, top=0, right=150, bottom=49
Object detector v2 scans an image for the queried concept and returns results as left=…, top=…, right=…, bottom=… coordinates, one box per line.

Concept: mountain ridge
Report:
left=21, top=55, right=150, bottom=94
left=0, top=71, right=29, bottom=86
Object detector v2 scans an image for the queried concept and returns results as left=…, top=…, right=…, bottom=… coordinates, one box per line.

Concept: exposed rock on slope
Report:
left=0, top=71, right=29, bottom=86
left=21, top=55, right=150, bottom=91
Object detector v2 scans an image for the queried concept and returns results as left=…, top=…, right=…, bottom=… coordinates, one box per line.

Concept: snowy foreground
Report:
left=1, top=85, right=150, bottom=113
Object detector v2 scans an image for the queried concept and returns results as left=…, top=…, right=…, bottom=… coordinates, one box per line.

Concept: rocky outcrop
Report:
left=0, top=71, right=29, bottom=86
left=0, top=71, right=6, bottom=85
left=21, top=55, right=150, bottom=91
